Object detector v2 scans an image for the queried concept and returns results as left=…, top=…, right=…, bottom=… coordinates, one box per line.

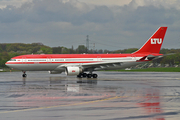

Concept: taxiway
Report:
left=0, top=71, right=180, bottom=120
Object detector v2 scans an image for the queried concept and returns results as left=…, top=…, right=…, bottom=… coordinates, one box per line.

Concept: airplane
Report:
left=5, top=27, right=167, bottom=78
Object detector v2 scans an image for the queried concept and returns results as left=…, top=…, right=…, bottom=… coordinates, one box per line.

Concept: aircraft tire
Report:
left=82, top=73, right=87, bottom=77
left=22, top=74, right=27, bottom=77
left=87, top=74, right=92, bottom=78
left=92, top=74, right=98, bottom=78
left=77, top=74, right=82, bottom=78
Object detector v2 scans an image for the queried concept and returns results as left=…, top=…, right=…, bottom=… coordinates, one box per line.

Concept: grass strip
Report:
left=108, top=67, right=180, bottom=72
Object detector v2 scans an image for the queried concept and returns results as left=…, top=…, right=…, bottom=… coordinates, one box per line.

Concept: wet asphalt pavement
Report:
left=0, top=71, right=180, bottom=120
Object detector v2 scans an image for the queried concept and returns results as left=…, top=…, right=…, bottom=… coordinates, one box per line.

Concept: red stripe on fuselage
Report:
left=11, top=54, right=135, bottom=59
left=10, top=53, right=162, bottom=59
left=6, top=61, right=99, bottom=64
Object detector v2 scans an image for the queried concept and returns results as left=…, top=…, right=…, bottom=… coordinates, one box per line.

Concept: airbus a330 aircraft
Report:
left=6, top=27, right=167, bottom=78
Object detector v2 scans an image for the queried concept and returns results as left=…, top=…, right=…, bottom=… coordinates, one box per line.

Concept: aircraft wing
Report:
left=56, top=60, right=128, bottom=71
left=81, top=61, right=123, bottom=70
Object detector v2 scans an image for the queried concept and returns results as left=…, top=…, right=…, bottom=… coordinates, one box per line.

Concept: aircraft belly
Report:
left=9, top=63, right=59, bottom=71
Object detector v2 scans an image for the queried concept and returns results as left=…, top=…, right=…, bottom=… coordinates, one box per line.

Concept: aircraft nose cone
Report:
left=5, top=61, right=8, bottom=65
left=5, top=61, right=11, bottom=67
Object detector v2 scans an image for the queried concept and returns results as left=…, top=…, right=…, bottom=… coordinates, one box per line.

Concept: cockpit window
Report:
left=10, top=59, right=16, bottom=61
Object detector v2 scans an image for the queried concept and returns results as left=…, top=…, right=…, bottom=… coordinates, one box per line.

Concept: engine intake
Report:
left=65, top=67, right=82, bottom=76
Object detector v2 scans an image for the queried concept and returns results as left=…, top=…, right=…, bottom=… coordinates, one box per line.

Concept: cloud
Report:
left=0, top=5, right=22, bottom=23
left=0, top=0, right=31, bottom=9
left=0, top=0, right=180, bottom=50
left=82, top=6, right=114, bottom=23
left=123, top=6, right=175, bottom=29
left=128, top=0, right=180, bottom=9
left=78, top=0, right=131, bottom=6
left=23, top=0, right=80, bottom=23
left=0, top=0, right=179, bottom=26
left=0, top=0, right=114, bottom=25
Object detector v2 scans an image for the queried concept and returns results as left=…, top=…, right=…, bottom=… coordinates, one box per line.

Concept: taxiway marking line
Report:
left=0, top=96, right=122, bottom=114
left=0, top=95, right=179, bottom=114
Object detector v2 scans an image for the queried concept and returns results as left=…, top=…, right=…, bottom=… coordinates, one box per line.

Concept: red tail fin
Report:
left=133, top=27, right=167, bottom=54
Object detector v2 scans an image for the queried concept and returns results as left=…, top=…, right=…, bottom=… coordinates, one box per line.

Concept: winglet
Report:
left=133, top=27, right=167, bottom=54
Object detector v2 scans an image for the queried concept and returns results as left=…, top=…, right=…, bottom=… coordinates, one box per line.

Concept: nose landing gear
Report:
left=22, top=71, right=27, bottom=77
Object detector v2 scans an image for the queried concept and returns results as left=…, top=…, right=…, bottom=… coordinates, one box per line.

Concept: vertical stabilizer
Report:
left=133, top=27, right=167, bottom=54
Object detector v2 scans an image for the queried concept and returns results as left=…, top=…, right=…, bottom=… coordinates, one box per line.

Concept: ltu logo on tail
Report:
left=151, top=38, right=162, bottom=44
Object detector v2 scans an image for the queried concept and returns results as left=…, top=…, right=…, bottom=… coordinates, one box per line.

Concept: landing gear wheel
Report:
left=87, top=74, right=92, bottom=78
left=22, top=73, right=27, bottom=77
left=82, top=73, right=87, bottom=77
left=77, top=74, right=82, bottom=78
left=22, top=71, right=27, bottom=78
left=77, top=73, right=87, bottom=78
left=92, top=74, right=98, bottom=78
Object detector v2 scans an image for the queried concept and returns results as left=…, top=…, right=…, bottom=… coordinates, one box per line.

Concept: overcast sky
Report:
left=0, top=0, right=180, bottom=50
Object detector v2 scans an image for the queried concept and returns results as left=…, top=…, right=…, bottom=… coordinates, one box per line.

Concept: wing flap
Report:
left=57, top=61, right=122, bottom=70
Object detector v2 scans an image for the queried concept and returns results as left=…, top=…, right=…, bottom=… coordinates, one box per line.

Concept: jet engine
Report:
left=49, top=71, right=62, bottom=74
left=65, top=67, right=82, bottom=76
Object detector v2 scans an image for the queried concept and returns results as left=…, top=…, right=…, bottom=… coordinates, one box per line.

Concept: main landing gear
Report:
left=22, top=71, right=27, bottom=77
left=77, top=73, right=98, bottom=78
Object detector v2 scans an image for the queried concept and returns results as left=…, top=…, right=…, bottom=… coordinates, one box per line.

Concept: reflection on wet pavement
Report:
left=0, top=71, right=180, bottom=120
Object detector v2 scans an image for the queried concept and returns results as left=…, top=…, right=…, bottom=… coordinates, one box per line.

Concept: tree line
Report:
left=0, top=43, right=179, bottom=68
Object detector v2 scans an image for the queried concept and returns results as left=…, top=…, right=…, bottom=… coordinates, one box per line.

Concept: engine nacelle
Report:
left=49, top=71, right=62, bottom=74
left=65, top=67, right=82, bottom=76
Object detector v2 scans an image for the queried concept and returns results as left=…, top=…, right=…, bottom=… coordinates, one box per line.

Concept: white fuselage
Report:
left=6, top=54, right=143, bottom=72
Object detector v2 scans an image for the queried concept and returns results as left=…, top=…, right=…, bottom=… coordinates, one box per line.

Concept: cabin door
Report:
left=97, top=56, right=101, bottom=61
left=47, top=57, right=51, bottom=63
left=22, top=57, right=27, bottom=64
